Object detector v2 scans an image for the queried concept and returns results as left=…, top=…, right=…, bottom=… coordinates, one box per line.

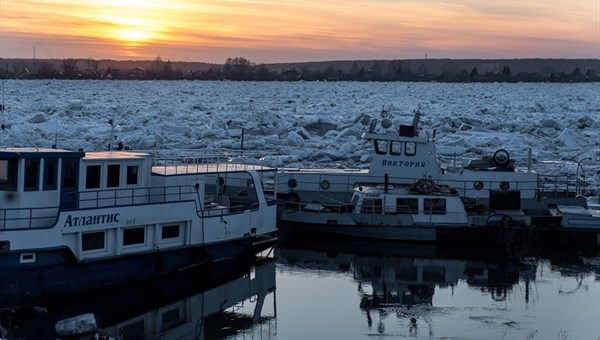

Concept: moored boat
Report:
left=275, top=109, right=589, bottom=212
left=0, top=147, right=278, bottom=309
left=278, top=179, right=600, bottom=246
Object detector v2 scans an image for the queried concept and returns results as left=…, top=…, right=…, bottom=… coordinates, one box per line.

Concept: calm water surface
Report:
left=1, top=239, right=599, bottom=340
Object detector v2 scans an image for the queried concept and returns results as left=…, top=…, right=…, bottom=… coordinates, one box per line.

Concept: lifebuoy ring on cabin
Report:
left=493, top=149, right=510, bottom=168
left=415, top=178, right=437, bottom=194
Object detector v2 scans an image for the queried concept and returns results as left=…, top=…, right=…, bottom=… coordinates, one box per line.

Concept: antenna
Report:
left=108, top=117, right=114, bottom=150
left=1, top=66, right=5, bottom=146
left=53, top=120, right=58, bottom=149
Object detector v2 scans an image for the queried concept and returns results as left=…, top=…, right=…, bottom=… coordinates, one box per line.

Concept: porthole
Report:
left=499, top=181, right=510, bottom=190
left=320, top=180, right=331, bottom=190
left=473, top=181, right=484, bottom=190
left=287, top=178, right=297, bottom=189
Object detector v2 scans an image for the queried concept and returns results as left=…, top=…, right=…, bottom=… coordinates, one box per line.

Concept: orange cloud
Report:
left=1, top=0, right=597, bottom=62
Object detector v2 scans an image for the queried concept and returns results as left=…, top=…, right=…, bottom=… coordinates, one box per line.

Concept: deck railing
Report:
left=0, top=206, right=59, bottom=230
left=280, top=171, right=585, bottom=201
left=0, top=184, right=248, bottom=230
left=281, top=200, right=466, bottom=221
left=146, top=149, right=279, bottom=175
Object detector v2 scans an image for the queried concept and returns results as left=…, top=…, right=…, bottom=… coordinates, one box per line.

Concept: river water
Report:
left=1, top=237, right=599, bottom=340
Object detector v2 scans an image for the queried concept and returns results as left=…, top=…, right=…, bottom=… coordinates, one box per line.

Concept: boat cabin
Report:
left=363, top=125, right=441, bottom=182
left=351, top=185, right=469, bottom=225
left=0, top=148, right=153, bottom=229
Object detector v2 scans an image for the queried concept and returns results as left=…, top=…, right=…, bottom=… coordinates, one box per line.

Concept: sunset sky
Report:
left=1, top=0, right=598, bottom=63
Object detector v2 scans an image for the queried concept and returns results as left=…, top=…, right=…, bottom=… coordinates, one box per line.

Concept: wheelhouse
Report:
left=0, top=148, right=85, bottom=228
left=363, top=126, right=441, bottom=181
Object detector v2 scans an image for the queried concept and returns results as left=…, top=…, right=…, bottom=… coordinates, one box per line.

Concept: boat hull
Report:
left=279, top=220, right=600, bottom=249
left=0, top=234, right=277, bottom=310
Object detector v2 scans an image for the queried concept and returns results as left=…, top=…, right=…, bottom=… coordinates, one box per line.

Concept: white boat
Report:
left=275, top=109, right=588, bottom=211
left=279, top=180, right=600, bottom=244
left=0, top=147, right=278, bottom=309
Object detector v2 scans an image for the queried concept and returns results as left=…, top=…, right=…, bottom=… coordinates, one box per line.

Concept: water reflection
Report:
left=0, top=258, right=276, bottom=339
left=276, top=235, right=600, bottom=338
left=1, top=240, right=598, bottom=339
left=278, top=237, right=529, bottom=304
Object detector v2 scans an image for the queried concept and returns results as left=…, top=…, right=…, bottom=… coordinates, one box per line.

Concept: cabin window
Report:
left=43, top=158, right=58, bottom=190
left=162, top=224, right=180, bottom=239
left=82, top=231, right=105, bottom=251
left=123, top=227, right=145, bottom=246
left=62, top=159, right=78, bottom=189
left=405, top=142, right=416, bottom=156
left=374, top=140, right=388, bottom=155
left=86, top=165, right=101, bottom=189
left=360, top=198, right=382, bottom=214
left=390, top=141, right=402, bottom=155
left=424, top=198, right=446, bottom=215
left=107, top=164, right=120, bottom=187
left=126, top=165, right=139, bottom=185
left=24, top=159, right=40, bottom=191
left=0, top=159, right=17, bottom=191
left=396, top=198, right=418, bottom=214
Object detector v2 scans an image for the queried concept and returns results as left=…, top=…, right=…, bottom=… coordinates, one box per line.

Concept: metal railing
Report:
left=1, top=185, right=199, bottom=230
left=280, top=170, right=584, bottom=200
left=282, top=200, right=466, bottom=221
left=146, top=149, right=279, bottom=175
left=0, top=206, right=59, bottom=230
left=62, top=185, right=198, bottom=209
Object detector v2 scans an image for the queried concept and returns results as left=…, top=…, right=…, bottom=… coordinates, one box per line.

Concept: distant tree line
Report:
left=1, top=56, right=599, bottom=82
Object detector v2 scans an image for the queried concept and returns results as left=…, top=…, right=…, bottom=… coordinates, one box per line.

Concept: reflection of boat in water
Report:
left=0, top=147, right=278, bottom=309
left=0, top=257, right=276, bottom=339
left=277, top=236, right=535, bottom=312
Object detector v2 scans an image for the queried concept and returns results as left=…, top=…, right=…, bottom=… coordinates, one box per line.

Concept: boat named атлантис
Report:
left=0, top=147, right=278, bottom=309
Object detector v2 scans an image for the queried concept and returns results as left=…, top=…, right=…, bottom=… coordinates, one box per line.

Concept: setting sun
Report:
left=0, top=0, right=597, bottom=62
left=109, top=17, right=157, bottom=46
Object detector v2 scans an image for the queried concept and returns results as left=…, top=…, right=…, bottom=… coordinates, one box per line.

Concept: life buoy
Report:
left=493, top=149, right=510, bottom=168
left=415, top=178, right=436, bottom=194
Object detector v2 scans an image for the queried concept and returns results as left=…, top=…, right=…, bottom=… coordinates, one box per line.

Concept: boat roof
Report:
left=83, top=150, right=151, bottom=161
left=0, top=147, right=85, bottom=158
